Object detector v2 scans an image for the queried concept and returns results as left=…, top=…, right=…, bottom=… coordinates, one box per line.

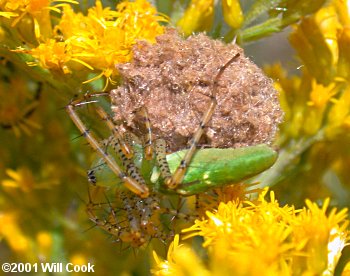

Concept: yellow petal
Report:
left=177, top=0, right=214, bottom=36
left=222, top=0, right=243, bottom=29
left=5, top=168, right=22, bottom=181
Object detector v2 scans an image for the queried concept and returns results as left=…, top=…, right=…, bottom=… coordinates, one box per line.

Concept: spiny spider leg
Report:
left=109, top=136, right=148, bottom=193
left=155, top=139, right=172, bottom=181
left=119, top=191, right=150, bottom=247
left=94, top=105, right=134, bottom=159
left=120, top=192, right=140, bottom=233
left=95, top=131, right=148, bottom=197
left=86, top=187, right=122, bottom=239
left=165, top=54, right=240, bottom=189
left=86, top=135, right=122, bottom=185
left=66, top=100, right=150, bottom=198
left=134, top=107, right=153, bottom=160
left=137, top=196, right=160, bottom=238
left=160, top=206, right=197, bottom=222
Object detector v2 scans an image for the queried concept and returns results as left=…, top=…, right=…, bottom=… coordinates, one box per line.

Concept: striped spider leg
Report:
left=66, top=94, right=150, bottom=198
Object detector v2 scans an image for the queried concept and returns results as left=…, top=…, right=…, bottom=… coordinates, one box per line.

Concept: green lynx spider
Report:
left=66, top=55, right=277, bottom=246
left=66, top=54, right=277, bottom=198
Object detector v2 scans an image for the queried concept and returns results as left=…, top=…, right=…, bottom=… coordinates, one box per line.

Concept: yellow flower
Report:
left=179, top=193, right=296, bottom=275
left=290, top=0, right=350, bottom=85
left=23, top=39, right=75, bottom=73
left=222, top=0, right=243, bottom=29
left=291, top=198, right=349, bottom=274
left=176, top=0, right=214, bottom=36
left=151, top=235, right=210, bottom=276
left=2, top=164, right=63, bottom=191
left=0, top=0, right=78, bottom=39
left=2, top=167, right=35, bottom=192
left=70, top=253, right=88, bottom=266
left=183, top=190, right=299, bottom=275
left=36, top=231, right=53, bottom=259
left=265, top=64, right=310, bottom=138
left=289, top=5, right=342, bottom=85
left=325, top=85, right=350, bottom=138
left=265, top=61, right=350, bottom=140
left=0, top=0, right=50, bottom=19
left=195, top=182, right=264, bottom=217
left=16, top=0, right=167, bottom=88
left=0, top=213, right=53, bottom=262
left=0, top=212, right=31, bottom=253
left=0, top=74, right=41, bottom=137
left=304, top=80, right=338, bottom=135
left=308, top=81, right=337, bottom=109
left=152, top=190, right=349, bottom=275
left=264, top=63, right=299, bottom=126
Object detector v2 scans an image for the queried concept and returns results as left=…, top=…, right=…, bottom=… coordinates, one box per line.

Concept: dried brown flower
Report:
left=111, top=29, right=283, bottom=151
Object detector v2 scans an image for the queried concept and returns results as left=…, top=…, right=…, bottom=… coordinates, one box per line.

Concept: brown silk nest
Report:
left=111, top=29, right=283, bottom=152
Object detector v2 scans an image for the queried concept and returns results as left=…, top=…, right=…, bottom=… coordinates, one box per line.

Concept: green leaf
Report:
left=240, top=17, right=283, bottom=42
left=243, top=0, right=286, bottom=27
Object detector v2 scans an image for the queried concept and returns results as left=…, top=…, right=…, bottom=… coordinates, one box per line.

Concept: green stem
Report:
left=240, top=17, right=283, bottom=42
left=243, top=0, right=284, bottom=28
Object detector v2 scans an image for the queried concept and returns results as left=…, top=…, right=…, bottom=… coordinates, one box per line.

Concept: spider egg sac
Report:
left=111, top=28, right=284, bottom=152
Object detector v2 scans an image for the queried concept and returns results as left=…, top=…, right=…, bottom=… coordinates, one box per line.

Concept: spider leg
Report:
left=150, top=140, right=199, bottom=220
left=86, top=136, right=120, bottom=185
left=85, top=187, right=122, bottom=239
left=138, top=195, right=161, bottom=239
left=94, top=105, right=134, bottom=159
left=109, top=136, right=149, bottom=192
left=119, top=192, right=146, bottom=247
left=66, top=101, right=149, bottom=198
left=134, top=106, right=153, bottom=160
left=155, top=138, right=172, bottom=181
left=164, top=54, right=240, bottom=189
left=87, top=165, right=103, bottom=185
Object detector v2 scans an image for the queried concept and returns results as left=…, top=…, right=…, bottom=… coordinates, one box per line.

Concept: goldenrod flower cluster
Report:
left=0, top=0, right=79, bottom=39
left=24, top=0, right=166, bottom=86
left=276, top=0, right=350, bottom=139
left=257, top=0, right=350, bottom=202
left=2, top=0, right=167, bottom=89
left=153, top=191, right=349, bottom=276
